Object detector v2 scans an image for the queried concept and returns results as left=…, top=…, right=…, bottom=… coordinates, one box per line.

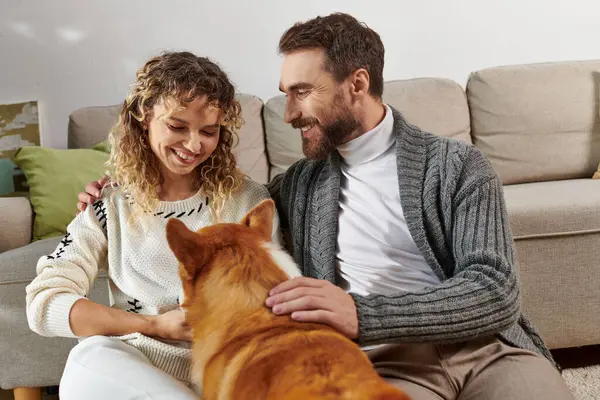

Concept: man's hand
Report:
left=77, top=175, right=110, bottom=214
left=265, top=277, right=359, bottom=339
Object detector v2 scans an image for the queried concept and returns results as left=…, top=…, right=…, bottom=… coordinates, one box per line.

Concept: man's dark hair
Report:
left=278, top=13, right=385, bottom=98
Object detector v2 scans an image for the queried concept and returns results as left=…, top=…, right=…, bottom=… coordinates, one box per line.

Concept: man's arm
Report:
left=265, top=172, right=288, bottom=231
left=267, top=149, right=518, bottom=344
left=352, top=149, right=520, bottom=346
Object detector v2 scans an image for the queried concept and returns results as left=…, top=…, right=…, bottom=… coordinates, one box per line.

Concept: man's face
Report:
left=279, top=48, right=361, bottom=160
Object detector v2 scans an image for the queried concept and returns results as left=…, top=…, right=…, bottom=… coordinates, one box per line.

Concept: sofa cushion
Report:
left=503, top=179, right=600, bottom=239
left=14, top=147, right=109, bottom=241
left=262, top=95, right=301, bottom=180
left=0, top=236, right=61, bottom=282
left=67, top=94, right=270, bottom=183
left=467, top=60, right=600, bottom=185
left=68, top=105, right=120, bottom=150
left=232, top=94, right=269, bottom=184
left=263, top=78, right=471, bottom=180
left=383, top=78, right=471, bottom=144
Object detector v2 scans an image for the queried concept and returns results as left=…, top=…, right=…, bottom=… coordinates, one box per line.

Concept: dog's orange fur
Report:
left=166, top=199, right=410, bottom=400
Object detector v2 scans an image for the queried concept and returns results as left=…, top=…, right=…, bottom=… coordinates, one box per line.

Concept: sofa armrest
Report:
left=0, top=197, right=33, bottom=252
left=0, top=237, right=111, bottom=388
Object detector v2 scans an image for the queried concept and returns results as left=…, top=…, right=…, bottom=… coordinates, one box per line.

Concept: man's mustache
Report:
left=291, top=117, right=319, bottom=129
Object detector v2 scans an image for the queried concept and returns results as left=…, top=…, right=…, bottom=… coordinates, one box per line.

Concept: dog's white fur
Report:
left=262, top=242, right=303, bottom=279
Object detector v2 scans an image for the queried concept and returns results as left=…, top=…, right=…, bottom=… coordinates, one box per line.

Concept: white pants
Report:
left=60, top=335, right=201, bottom=400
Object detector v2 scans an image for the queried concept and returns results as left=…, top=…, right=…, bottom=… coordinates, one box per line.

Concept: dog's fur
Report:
left=166, top=199, right=410, bottom=400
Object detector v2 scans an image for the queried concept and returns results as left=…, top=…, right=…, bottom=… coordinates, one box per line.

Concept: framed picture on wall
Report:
left=0, top=100, right=40, bottom=196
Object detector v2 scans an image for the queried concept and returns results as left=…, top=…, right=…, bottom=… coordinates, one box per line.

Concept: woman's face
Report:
left=147, top=96, right=221, bottom=182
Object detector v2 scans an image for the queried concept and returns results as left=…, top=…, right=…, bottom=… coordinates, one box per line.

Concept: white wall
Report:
left=1, top=0, right=599, bottom=148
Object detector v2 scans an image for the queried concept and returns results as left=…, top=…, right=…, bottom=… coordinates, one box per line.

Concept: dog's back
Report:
left=166, top=199, right=410, bottom=400
left=232, top=324, right=409, bottom=400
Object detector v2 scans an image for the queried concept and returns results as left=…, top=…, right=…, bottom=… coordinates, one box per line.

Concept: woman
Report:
left=25, top=51, right=282, bottom=399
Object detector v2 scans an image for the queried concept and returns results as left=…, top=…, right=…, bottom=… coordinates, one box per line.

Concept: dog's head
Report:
left=166, top=199, right=290, bottom=315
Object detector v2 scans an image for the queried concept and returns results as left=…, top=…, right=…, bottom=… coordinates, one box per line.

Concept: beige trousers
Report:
left=366, top=336, right=575, bottom=400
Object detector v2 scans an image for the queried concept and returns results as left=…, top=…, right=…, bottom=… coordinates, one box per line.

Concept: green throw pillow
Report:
left=14, top=146, right=109, bottom=241
left=92, top=139, right=111, bottom=153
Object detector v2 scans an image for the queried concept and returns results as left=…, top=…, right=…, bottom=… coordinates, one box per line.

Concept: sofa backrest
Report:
left=263, top=77, right=471, bottom=180
left=68, top=93, right=270, bottom=184
left=68, top=60, right=600, bottom=186
left=68, top=104, right=120, bottom=150
left=467, top=60, right=600, bottom=185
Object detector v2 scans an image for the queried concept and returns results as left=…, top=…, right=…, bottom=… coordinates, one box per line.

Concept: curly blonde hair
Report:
left=106, top=51, right=244, bottom=219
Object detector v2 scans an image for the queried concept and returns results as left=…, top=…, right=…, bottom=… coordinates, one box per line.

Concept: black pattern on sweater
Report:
left=126, top=298, right=142, bottom=313
left=46, top=232, right=73, bottom=260
left=153, top=197, right=208, bottom=218
left=92, top=200, right=107, bottom=231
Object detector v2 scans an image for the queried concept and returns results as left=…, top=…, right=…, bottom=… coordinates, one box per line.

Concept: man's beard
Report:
left=292, top=100, right=361, bottom=160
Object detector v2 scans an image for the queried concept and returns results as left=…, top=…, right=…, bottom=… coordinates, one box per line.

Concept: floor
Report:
left=0, top=387, right=58, bottom=400
left=552, top=344, right=600, bottom=369
left=1, top=346, right=598, bottom=399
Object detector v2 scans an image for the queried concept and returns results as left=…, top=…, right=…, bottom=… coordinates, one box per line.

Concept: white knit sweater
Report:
left=25, top=178, right=282, bottom=382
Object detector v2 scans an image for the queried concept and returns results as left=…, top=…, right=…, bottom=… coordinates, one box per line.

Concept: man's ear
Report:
left=166, top=218, right=210, bottom=280
left=350, top=68, right=371, bottom=98
left=240, top=199, right=274, bottom=241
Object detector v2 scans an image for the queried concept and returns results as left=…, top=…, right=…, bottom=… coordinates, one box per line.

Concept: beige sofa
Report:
left=1, top=59, right=599, bottom=397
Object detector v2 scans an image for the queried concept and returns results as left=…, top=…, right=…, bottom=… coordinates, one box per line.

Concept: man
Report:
left=79, top=13, right=574, bottom=399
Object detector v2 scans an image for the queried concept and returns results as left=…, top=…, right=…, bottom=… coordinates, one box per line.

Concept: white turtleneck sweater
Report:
left=336, top=105, right=441, bottom=297
left=25, top=178, right=282, bottom=382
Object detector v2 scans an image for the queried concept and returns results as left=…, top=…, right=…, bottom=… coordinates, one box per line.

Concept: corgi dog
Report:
left=166, top=199, right=410, bottom=400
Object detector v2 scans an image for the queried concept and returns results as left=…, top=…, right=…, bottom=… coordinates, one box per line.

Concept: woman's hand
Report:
left=147, top=309, right=193, bottom=342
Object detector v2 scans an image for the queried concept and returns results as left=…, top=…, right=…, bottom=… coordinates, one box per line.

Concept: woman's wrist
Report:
left=141, top=314, right=159, bottom=337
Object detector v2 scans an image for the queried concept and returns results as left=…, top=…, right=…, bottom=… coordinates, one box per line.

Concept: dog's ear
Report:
left=240, top=199, right=274, bottom=241
left=166, top=218, right=211, bottom=280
